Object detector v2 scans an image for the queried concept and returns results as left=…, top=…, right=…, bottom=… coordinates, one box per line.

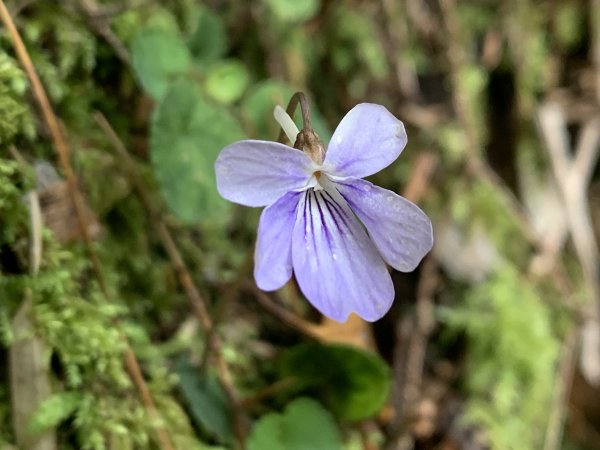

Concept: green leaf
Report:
left=248, top=398, right=341, bottom=450
left=241, top=80, right=330, bottom=141
left=265, top=0, right=321, bottom=23
left=189, top=7, right=227, bottom=65
left=280, top=343, right=391, bottom=421
left=28, top=392, right=83, bottom=435
left=204, top=60, right=249, bottom=105
left=176, top=358, right=232, bottom=444
left=131, top=28, right=191, bottom=99
left=150, top=79, right=244, bottom=223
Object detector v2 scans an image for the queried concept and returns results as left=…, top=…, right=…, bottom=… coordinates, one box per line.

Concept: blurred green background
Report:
left=1, top=0, right=600, bottom=449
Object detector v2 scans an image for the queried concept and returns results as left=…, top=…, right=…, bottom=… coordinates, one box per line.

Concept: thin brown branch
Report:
left=439, top=0, right=478, bottom=158
left=543, top=331, right=577, bottom=450
left=240, top=377, right=297, bottom=409
left=401, top=151, right=438, bottom=203
left=385, top=150, right=440, bottom=450
left=386, top=257, right=439, bottom=450
left=252, top=286, right=322, bottom=340
left=277, top=92, right=314, bottom=144
left=0, top=4, right=174, bottom=449
left=64, top=0, right=130, bottom=66
left=93, top=111, right=247, bottom=445
left=381, top=0, right=419, bottom=100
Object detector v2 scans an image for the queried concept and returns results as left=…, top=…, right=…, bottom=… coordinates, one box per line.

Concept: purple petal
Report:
left=336, top=178, right=433, bottom=272
left=254, top=191, right=300, bottom=291
left=215, top=140, right=315, bottom=207
left=323, top=104, right=407, bottom=178
left=291, top=186, right=394, bottom=322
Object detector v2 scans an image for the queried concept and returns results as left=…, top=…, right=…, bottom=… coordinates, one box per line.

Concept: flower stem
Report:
left=277, top=91, right=313, bottom=144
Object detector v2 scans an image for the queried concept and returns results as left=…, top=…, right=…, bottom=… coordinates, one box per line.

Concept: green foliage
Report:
left=451, top=180, right=530, bottom=265
left=15, top=2, right=98, bottom=133
left=264, top=0, right=321, bottom=23
left=0, top=53, right=34, bottom=143
left=330, top=5, right=389, bottom=82
left=440, top=264, right=560, bottom=450
left=176, top=358, right=232, bottom=444
left=280, top=343, right=391, bottom=421
left=553, top=2, right=585, bottom=50
left=507, top=0, right=551, bottom=113
left=248, top=397, right=342, bottom=450
left=0, top=158, right=32, bottom=247
left=150, top=78, right=244, bottom=223
left=28, top=392, right=83, bottom=435
left=188, top=7, right=227, bottom=65
left=131, top=27, right=192, bottom=99
left=0, top=0, right=591, bottom=448
left=204, top=60, right=250, bottom=104
left=28, top=245, right=129, bottom=388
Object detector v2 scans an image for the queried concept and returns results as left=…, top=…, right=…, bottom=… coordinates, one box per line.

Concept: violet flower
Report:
left=215, top=99, right=433, bottom=322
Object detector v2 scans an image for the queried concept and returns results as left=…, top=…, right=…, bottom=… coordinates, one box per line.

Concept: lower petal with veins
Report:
left=291, top=187, right=394, bottom=322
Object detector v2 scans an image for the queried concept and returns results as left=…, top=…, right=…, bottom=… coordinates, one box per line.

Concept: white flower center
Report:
left=310, top=170, right=324, bottom=191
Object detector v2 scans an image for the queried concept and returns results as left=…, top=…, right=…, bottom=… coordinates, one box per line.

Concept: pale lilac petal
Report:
left=336, top=178, right=433, bottom=272
left=291, top=187, right=394, bottom=322
left=215, top=140, right=315, bottom=207
left=323, top=104, right=407, bottom=178
left=254, top=191, right=300, bottom=291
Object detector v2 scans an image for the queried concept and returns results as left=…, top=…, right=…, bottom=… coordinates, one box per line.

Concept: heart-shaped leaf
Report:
left=248, top=397, right=341, bottom=450
left=280, top=342, right=391, bottom=421
left=150, top=79, right=244, bottom=223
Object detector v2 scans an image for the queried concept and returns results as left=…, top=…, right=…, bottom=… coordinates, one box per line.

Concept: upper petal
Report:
left=291, top=186, right=394, bottom=322
left=215, top=140, right=315, bottom=207
left=323, top=104, right=407, bottom=178
left=254, top=191, right=300, bottom=291
left=336, top=178, right=433, bottom=272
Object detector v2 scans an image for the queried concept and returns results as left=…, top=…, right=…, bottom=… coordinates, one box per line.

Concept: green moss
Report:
left=441, top=264, right=560, bottom=450
left=449, top=179, right=531, bottom=265
left=0, top=53, right=35, bottom=144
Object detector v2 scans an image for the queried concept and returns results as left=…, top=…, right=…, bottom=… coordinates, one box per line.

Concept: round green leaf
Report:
left=176, top=359, right=232, bottom=444
left=204, top=60, right=249, bottom=105
left=265, top=0, right=321, bottom=23
left=131, top=28, right=191, bottom=99
left=248, top=398, right=342, bottom=450
left=280, top=343, right=391, bottom=421
left=189, top=7, right=227, bottom=65
left=241, top=80, right=330, bottom=141
left=150, top=79, right=244, bottom=223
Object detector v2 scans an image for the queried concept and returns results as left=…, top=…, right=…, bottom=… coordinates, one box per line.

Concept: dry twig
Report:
left=537, top=102, right=600, bottom=386
left=93, top=111, right=247, bottom=445
left=252, top=286, right=322, bottom=340
left=543, top=331, right=578, bottom=450
left=64, top=0, right=131, bottom=65
left=381, top=0, right=419, bottom=100
left=386, top=257, right=439, bottom=450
